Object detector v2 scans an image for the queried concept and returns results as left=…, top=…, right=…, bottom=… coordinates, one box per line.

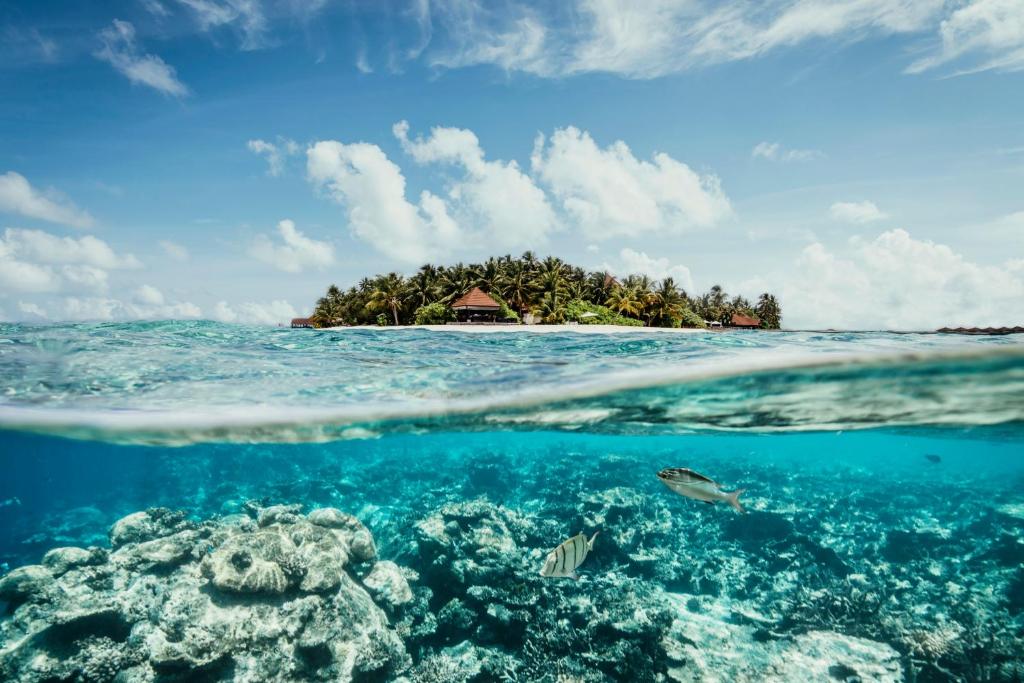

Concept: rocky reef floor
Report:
left=1, top=431, right=1023, bottom=681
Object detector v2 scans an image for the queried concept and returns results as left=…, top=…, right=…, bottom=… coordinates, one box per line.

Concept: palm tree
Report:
left=755, top=293, right=782, bottom=329
left=409, top=265, right=439, bottom=308
left=366, top=273, right=408, bottom=326
left=606, top=285, right=646, bottom=320
left=473, top=257, right=503, bottom=293
left=500, top=260, right=536, bottom=314
left=439, top=264, right=474, bottom=304
left=648, top=278, right=686, bottom=327
left=533, top=289, right=567, bottom=323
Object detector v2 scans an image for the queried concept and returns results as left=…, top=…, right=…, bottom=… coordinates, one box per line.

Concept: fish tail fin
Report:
left=726, top=489, right=746, bottom=514
left=587, top=531, right=599, bottom=551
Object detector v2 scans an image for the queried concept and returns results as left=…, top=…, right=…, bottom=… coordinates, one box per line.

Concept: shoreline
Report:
left=324, top=323, right=711, bottom=334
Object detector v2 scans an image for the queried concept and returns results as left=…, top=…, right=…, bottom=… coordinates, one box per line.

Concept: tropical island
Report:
left=304, top=252, right=782, bottom=330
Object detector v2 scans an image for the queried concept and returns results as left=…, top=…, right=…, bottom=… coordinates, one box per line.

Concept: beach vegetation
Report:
left=310, top=253, right=782, bottom=328
left=414, top=302, right=455, bottom=325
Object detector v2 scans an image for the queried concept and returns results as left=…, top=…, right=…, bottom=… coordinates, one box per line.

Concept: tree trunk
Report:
left=392, top=305, right=400, bottom=326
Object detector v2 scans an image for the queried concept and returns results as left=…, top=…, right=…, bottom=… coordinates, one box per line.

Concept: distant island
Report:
left=303, top=252, right=782, bottom=330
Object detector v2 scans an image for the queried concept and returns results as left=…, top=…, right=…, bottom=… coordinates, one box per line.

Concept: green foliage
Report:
left=756, top=293, right=782, bottom=329
left=414, top=302, right=455, bottom=325
left=677, top=308, right=706, bottom=328
left=309, top=252, right=781, bottom=329
left=565, top=299, right=643, bottom=326
left=487, top=291, right=520, bottom=322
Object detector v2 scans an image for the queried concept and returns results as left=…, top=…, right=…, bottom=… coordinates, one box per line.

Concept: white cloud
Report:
left=778, top=229, right=1024, bottom=329
left=307, top=139, right=461, bottom=264
left=159, top=239, right=189, bottom=261
left=141, top=0, right=171, bottom=18
left=60, top=296, right=202, bottom=321
left=531, top=126, right=731, bottom=239
left=614, top=248, right=695, bottom=292
left=356, top=48, right=373, bottom=74
left=211, top=299, right=297, bottom=325
left=394, top=120, right=556, bottom=248
left=420, top=0, right=952, bottom=78
left=0, top=171, right=95, bottom=229
left=751, top=141, right=824, bottom=162
left=830, top=200, right=888, bottom=224
left=907, top=0, right=1024, bottom=75
left=0, top=227, right=142, bottom=295
left=177, top=0, right=270, bottom=50
left=17, top=301, right=48, bottom=319
left=247, top=137, right=300, bottom=176
left=308, top=123, right=732, bottom=261
left=1, top=228, right=141, bottom=269
left=95, top=19, right=189, bottom=96
left=134, top=284, right=165, bottom=306
left=248, top=219, right=335, bottom=272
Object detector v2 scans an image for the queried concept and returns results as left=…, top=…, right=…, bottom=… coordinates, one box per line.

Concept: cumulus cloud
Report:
left=778, top=229, right=1024, bottom=329
left=177, top=0, right=270, bottom=50
left=17, top=301, right=48, bottom=319
left=307, top=139, right=460, bottom=264
left=308, top=123, right=732, bottom=261
left=0, top=228, right=141, bottom=295
left=394, top=121, right=556, bottom=247
left=906, top=0, right=1024, bottom=75
left=247, top=137, right=300, bottom=176
left=751, top=141, right=824, bottom=162
left=1, top=228, right=141, bottom=269
left=211, top=299, right=297, bottom=325
left=613, top=248, right=694, bottom=292
left=159, top=239, right=189, bottom=261
left=0, top=172, right=95, bottom=229
left=96, top=19, right=188, bottom=96
left=830, top=200, right=888, bottom=224
left=61, top=296, right=202, bottom=321
left=248, top=219, right=335, bottom=272
left=134, top=284, right=165, bottom=306
left=531, top=126, right=731, bottom=239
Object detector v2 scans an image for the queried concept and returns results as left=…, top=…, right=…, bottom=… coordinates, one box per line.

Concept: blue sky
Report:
left=1, top=0, right=1022, bottom=328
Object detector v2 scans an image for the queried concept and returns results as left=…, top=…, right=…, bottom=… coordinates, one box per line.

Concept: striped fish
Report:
left=539, top=531, right=599, bottom=579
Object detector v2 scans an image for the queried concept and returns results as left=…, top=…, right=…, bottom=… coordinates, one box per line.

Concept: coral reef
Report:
left=2, top=432, right=1023, bottom=681
left=0, top=505, right=408, bottom=682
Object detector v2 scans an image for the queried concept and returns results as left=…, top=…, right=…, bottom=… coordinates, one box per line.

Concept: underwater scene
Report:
left=1, top=322, right=1023, bottom=683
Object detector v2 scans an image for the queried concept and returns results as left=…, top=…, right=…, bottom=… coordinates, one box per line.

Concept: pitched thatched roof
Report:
left=451, top=287, right=500, bottom=310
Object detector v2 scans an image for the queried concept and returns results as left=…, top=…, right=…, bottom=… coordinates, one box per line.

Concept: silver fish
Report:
left=657, top=467, right=745, bottom=513
left=539, top=531, right=598, bottom=579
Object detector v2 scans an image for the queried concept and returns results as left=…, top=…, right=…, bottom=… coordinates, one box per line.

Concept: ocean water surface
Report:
left=1, top=322, right=1022, bottom=682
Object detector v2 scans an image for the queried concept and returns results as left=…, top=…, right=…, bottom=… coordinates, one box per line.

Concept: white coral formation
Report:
left=0, top=505, right=409, bottom=682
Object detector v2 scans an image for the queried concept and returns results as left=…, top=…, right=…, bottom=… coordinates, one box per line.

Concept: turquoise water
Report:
left=1, top=322, right=1023, bottom=681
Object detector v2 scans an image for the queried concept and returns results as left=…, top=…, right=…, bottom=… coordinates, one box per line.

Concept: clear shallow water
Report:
left=0, top=322, right=1022, bottom=682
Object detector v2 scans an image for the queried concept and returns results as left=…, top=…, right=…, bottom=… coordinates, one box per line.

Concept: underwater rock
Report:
left=40, top=546, right=106, bottom=576
left=0, top=565, right=54, bottom=606
left=108, top=508, right=192, bottom=548
left=363, top=560, right=414, bottom=609
left=307, top=507, right=377, bottom=563
left=0, top=503, right=409, bottom=682
left=667, top=595, right=901, bottom=682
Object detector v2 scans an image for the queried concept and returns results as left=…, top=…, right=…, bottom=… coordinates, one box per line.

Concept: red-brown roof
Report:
left=730, top=313, right=760, bottom=327
left=451, top=287, right=500, bottom=310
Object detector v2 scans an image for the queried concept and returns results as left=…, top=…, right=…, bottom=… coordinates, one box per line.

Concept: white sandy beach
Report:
left=329, top=324, right=710, bottom=334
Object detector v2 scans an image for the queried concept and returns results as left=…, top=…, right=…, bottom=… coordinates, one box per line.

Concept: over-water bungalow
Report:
left=728, top=313, right=761, bottom=329
left=291, top=317, right=315, bottom=329
left=451, top=287, right=502, bottom=323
